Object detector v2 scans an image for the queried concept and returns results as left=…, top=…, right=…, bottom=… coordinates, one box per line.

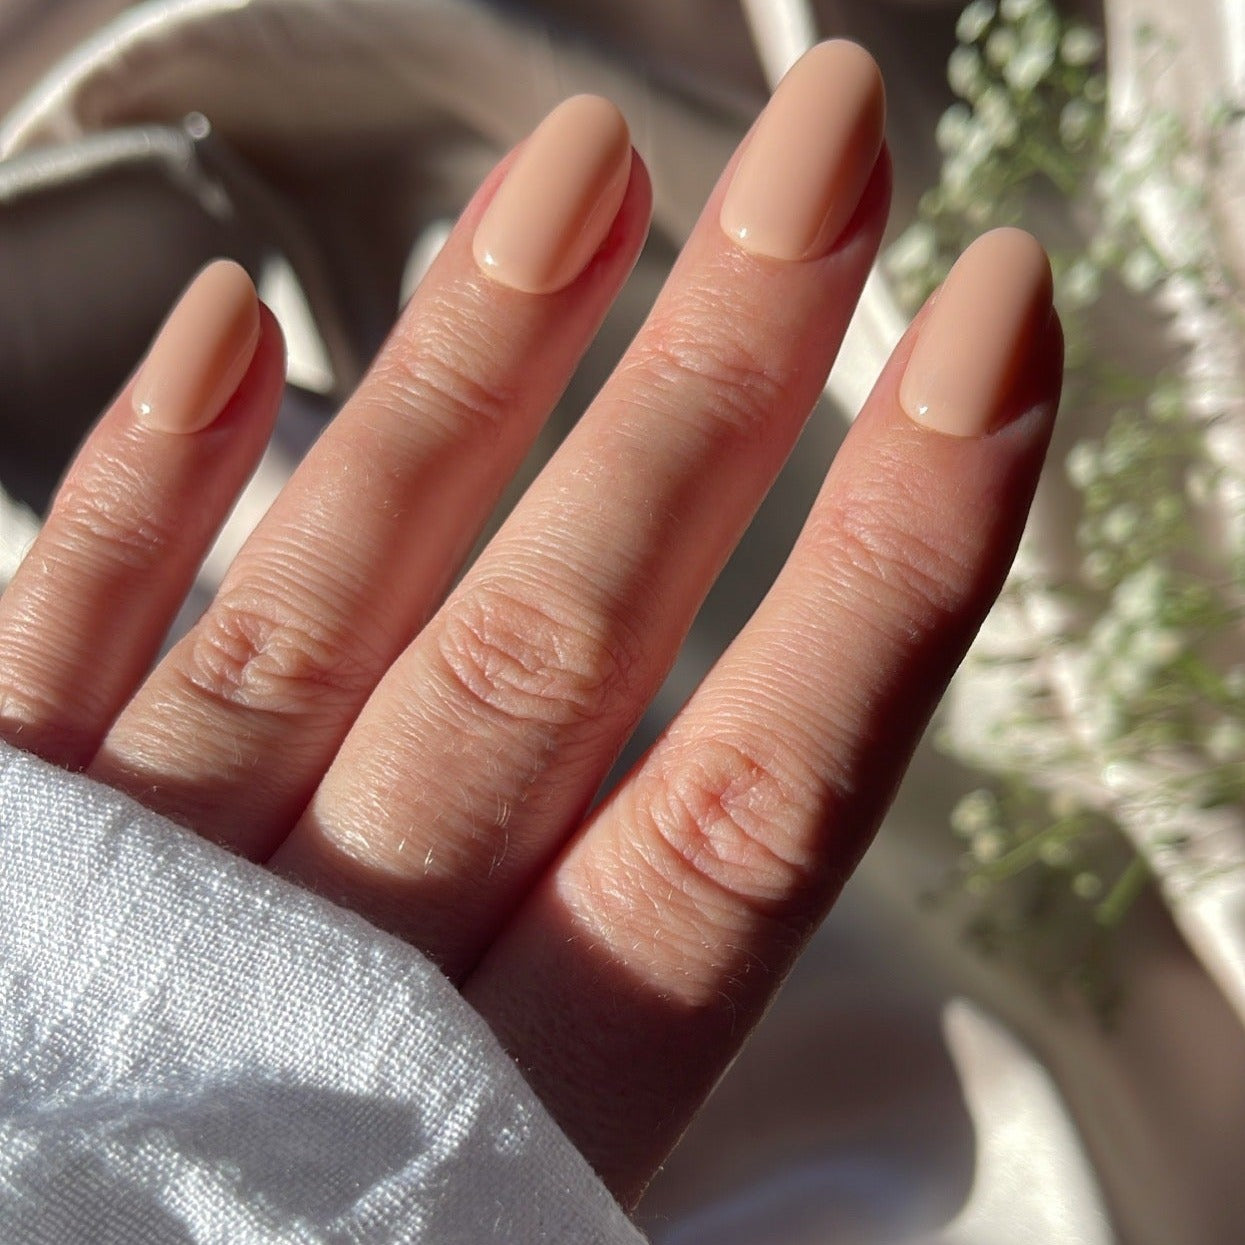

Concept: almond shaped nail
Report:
left=132, top=260, right=261, bottom=434
left=720, top=40, right=886, bottom=261
left=473, top=94, right=632, bottom=295
left=899, top=228, right=1054, bottom=437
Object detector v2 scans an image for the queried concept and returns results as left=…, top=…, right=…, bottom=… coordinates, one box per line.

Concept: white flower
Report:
left=978, top=87, right=1019, bottom=144
left=887, top=223, right=938, bottom=277
left=1120, top=125, right=1162, bottom=173
left=944, top=160, right=973, bottom=203
left=971, top=829, right=1006, bottom=863
left=1039, top=838, right=1074, bottom=867
left=1121, top=246, right=1164, bottom=293
left=1061, top=25, right=1104, bottom=67
left=1066, top=439, right=1100, bottom=487
left=943, top=159, right=971, bottom=204
left=986, top=27, right=1019, bottom=69
left=1025, top=7, right=1060, bottom=48
left=1131, top=626, right=1182, bottom=669
left=1102, top=504, right=1141, bottom=544
left=1072, top=872, right=1103, bottom=899
left=1158, top=272, right=1206, bottom=320
left=1089, top=612, right=1130, bottom=661
left=952, top=789, right=1000, bottom=837
left=936, top=103, right=974, bottom=153
left=1005, top=42, right=1054, bottom=92
left=1088, top=232, right=1123, bottom=269
left=1083, top=696, right=1125, bottom=744
left=1025, top=591, right=1075, bottom=638
left=1083, top=550, right=1116, bottom=587
left=1206, top=718, right=1245, bottom=763
left=1000, top=0, right=1041, bottom=20
left=1109, top=655, right=1152, bottom=700
left=1060, top=99, right=1096, bottom=147
left=1114, top=565, right=1167, bottom=622
left=962, top=118, right=996, bottom=166
left=1060, top=257, right=1101, bottom=307
left=957, top=0, right=996, bottom=44
left=949, top=45, right=986, bottom=98
left=1153, top=495, right=1182, bottom=526
left=1146, top=384, right=1183, bottom=422
left=1100, top=431, right=1143, bottom=475
left=1101, top=761, right=1133, bottom=793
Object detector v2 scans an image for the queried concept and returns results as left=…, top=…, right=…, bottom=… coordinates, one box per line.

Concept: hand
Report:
left=0, top=41, right=1059, bottom=1207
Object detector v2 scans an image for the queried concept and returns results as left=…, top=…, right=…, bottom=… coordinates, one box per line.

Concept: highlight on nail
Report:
left=472, top=94, right=632, bottom=295
left=899, top=227, right=1054, bottom=437
left=719, top=39, right=886, bottom=262
left=131, top=260, right=261, bottom=434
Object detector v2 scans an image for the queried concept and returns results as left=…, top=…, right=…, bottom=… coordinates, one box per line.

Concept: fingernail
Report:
left=720, top=40, right=886, bottom=261
left=132, top=260, right=260, bottom=433
left=900, top=228, right=1054, bottom=437
left=473, top=94, right=632, bottom=295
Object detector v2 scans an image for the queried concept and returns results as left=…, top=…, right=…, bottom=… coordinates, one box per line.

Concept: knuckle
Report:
left=371, top=305, right=521, bottom=444
left=0, top=610, right=113, bottom=766
left=624, top=309, right=790, bottom=441
left=179, top=584, right=377, bottom=718
left=434, top=582, right=639, bottom=732
left=630, top=733, right=822, bottom=918
left=51, top=460, right=173, bottom=574
left=818, top=473, right=975, bottom=627
left=0, top=683, right=96, bottom=764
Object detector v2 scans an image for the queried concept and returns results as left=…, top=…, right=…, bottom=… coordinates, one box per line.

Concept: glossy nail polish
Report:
left=472, top=94, right=632, bottom=295
left=900, top=228, right=1054, bottom=436
left=720, top=40, right=886, bottom=261
left=132, top=260, right=261, bottom=433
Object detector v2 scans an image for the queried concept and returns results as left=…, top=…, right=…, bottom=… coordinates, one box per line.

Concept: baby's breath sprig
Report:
left=886, top=0, right=1106, bottom=313
left=889, top=0, right=1245, bottom=1009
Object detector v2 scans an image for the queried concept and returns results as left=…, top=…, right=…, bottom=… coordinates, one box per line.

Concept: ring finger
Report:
left=466, top=229, right=1063, bottom=1204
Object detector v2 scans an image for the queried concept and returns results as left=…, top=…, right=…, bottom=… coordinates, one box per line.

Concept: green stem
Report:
left=980, top=816, right=1081, bottom=880
left=1018, top=138, right=1082, bottom=194
left=1095, top=854, right=1151, bottom=927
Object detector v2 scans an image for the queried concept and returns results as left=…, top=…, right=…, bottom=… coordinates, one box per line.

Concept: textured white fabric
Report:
left=0, top=741, right=645, bottom=1244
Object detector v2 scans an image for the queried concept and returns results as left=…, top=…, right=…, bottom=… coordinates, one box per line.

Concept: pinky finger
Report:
left=0, top=261, right=284, bottom=769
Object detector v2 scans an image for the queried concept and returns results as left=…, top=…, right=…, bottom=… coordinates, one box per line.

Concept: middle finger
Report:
left=274, top=41, right=890, bottom=976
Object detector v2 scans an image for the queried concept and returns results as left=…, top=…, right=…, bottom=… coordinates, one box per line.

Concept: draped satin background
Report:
left=2, top=2, right=1244, bottom=1241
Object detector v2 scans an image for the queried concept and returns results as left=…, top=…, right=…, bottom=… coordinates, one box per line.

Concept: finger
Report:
left=92, top=97, right=649, bottom=853
left=463, top=230, right=1063, bottom=1205
left=274, top=41, right=891, bottom=973
left=0, top=262, right=282, bottom=769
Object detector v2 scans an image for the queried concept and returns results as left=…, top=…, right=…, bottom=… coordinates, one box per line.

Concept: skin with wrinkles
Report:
left=0, top=41, right=1061, bottom=1209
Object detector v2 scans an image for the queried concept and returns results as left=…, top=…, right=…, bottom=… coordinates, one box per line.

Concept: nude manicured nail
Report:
left=720, top=40, right=886, bottom=260
left=132, top=260, right=260, bottom=433
left=900, top=228, right=1054, bottom=437
left=473, top=94, right=632, bottom=295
